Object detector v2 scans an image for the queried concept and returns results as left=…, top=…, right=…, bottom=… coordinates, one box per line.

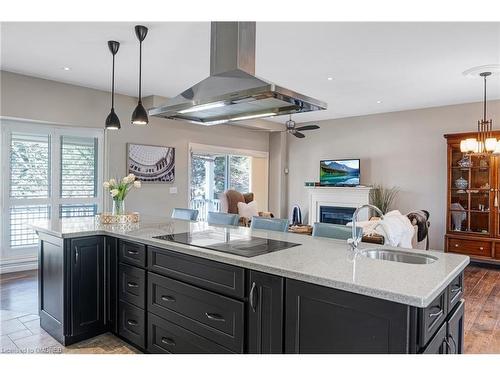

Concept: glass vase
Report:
left=112, top=199, right=125, bottom=216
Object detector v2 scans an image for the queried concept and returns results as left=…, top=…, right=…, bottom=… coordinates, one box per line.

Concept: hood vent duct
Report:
left=149, top=22, right=327, bottom=125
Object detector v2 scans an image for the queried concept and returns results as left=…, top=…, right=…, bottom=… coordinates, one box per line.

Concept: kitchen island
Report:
left=30, top=217, right=469, bottom=354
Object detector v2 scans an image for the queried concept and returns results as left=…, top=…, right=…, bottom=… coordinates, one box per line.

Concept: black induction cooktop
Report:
left=153, top=230, right=300, bottom=258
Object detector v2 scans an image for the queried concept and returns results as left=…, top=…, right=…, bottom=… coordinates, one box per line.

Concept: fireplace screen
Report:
left=319, top=206, right=356, bottom=225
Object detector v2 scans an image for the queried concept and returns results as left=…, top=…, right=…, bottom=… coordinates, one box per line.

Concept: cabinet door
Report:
left=422, top=323, right=447, bottom=354
left=446, top=300, right=464, bottom=354
left=70, top=236, right=105, bottom=337
left=106, top=237, right=118, bottom=333
left=247, top=271, right=284, bottom=354
left=495, top=156, right=500, bottom=238
left=285, top=279, right=410, bottom=354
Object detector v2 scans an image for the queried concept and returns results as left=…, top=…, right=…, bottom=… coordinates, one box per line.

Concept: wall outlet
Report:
left=169, top=186, right=177, bottom=194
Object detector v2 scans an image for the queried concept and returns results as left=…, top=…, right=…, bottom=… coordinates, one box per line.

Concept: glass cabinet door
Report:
left=449, top=145, right=492, bottom=234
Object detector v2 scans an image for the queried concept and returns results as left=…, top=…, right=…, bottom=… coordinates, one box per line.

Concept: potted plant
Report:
left=103, top=174, right=141, bottom=215
left=369, top=184, right=399, bottom=216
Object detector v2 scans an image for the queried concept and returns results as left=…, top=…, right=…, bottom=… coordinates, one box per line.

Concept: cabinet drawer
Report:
left=448, top=238, right=490, bottom=257
left=119, top=240, right=146, bottom=268
left=118, top=301, right=146, bottom=350
left=147, top=313, right=233, bottom=354
left=148, top=246, right=245, bottom=299
left=148, top=272, right=244, bottom=353
left=418, top=290, right=447, bottom=347
left=447, top=272, right=463, bottom=313
left=119, top=263, right=146, bottom=309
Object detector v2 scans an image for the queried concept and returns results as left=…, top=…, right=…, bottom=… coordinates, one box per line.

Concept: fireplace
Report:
left=307, top=186, right=372, bottom=225
left=320, top=206, right=356, bottom=225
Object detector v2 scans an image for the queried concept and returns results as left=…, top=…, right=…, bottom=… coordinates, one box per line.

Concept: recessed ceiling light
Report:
left=376, top=100, right=383, bottom=104
left=327, top=77, right=333, bottom=81
left=63, top=67, right=71, bottom=71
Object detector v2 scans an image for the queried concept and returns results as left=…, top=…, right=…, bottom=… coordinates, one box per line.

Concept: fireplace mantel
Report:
left=306, top=186, right=373, bottom=225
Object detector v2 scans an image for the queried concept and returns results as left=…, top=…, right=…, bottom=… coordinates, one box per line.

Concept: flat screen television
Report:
left=320, top=159, right=360, bottom=186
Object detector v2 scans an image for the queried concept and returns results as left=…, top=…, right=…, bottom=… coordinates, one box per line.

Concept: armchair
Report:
left=219, top=190, right=274, bottom=226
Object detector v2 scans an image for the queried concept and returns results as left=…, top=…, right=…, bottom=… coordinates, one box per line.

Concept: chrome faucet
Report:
left=347, top=204, right=384, bottom=252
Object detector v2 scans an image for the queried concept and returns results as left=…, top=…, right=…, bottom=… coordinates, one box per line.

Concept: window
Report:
left=10, top=133, right=50, bottom=199
left=9, top=205, right=50, bottom=248
left=191, top=153, right=251, bottom=201
left=229, top=155, right=250, bottom=193
left=1, top=121, right=103, bottom=255
left=60, top=136, right=97, bottom=198
left=189, top=144, right=265, bottom=221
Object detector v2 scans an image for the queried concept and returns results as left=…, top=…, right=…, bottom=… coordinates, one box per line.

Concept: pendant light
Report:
left=131, top=25, right=149, bottom=126
left=461, top=71, right=496, bottom=155
left=105, top=40, right=121, bottom=130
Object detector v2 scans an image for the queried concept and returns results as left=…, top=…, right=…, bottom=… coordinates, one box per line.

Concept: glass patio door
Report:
left=190, top=152, right=250, bottom=221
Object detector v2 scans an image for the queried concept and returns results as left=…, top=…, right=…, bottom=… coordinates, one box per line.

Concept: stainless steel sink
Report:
left=359, top=248, right=438, bottom=264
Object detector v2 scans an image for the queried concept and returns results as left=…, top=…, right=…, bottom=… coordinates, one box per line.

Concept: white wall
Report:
left=251, top=156, right=269, bottom=212
left=0, top=70, right=269, bottom=220
left=288, top=100, right=500, bottom=250
left=268, top=132, right=288, bottom=218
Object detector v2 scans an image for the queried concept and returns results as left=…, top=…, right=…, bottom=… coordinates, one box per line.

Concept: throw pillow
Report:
left=237, top=200, right=259, bottom=219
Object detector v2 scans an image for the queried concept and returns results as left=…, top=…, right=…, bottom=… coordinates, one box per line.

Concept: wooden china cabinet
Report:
left=445, top=131, right=500, bottom=264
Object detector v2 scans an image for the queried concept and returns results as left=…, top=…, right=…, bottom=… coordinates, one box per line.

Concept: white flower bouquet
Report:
left=103, top=174, right=141, bottom=215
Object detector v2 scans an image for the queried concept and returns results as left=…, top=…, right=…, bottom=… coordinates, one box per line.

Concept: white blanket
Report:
left=347, top=210, right=415, bottom=248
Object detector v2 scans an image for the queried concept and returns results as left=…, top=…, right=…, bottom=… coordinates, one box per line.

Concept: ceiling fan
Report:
left=284, top=115, right=320, bottom=138
left=226, top=114, right=320, bottom=137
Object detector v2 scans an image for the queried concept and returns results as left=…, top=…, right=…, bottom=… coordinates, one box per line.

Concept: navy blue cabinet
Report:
left=285, top=279, right=410, bottom=354
left=38, top=233, right=465, bottom=354
left=247, top=270, right=284, bottom=354
left=70, top=236, right=106, bottom=338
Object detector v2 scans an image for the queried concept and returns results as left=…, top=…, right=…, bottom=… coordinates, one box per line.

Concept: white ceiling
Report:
left=1, top=22, right=500, bottom=123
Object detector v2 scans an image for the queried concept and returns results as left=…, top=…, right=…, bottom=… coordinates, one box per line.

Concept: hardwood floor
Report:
left=463, top=264, right=500, bottom=354
left=1, top=265, right=499, bottom=353
left=0, top=270, right=38, bottom=314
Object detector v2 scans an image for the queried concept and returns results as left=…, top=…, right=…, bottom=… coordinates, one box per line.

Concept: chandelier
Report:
left=460, top=71, right=497, bottom=155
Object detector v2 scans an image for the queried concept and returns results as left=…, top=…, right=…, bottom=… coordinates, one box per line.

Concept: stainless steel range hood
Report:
left=149, top=22, right=327, bottom=125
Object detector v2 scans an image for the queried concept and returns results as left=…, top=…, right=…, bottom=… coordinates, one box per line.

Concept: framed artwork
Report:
left=127, top=143, right=175, bottom=183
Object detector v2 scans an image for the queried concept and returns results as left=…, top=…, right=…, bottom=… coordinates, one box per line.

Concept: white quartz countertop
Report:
left=29, top=216, right=469, bottom=308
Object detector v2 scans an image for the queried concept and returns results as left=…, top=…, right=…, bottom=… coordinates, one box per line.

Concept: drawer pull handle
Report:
left=479, top=247, right=484, bottom=250
left=205, top=312, right=225, bottom=322
left=127, top=249, right=139, bottom=255
left=428, top=308, right=444, bottom=319
left=161, top=295, right=176, bottom=302
left=444, top=337, right=453, bottom=353
left=161, top=337, right=176, bottom=346
left=75, top=246, right=79, bottom=265
left=127, top=319, right=139, bottom=326
left=127, top=282, right=139, bottom=288
left=451, top=287, right=462, bottom=293
left=446, top=335, right=457, bottom=354
left=250, top=282, right=258, bottom=312
left=454, top=244, right=459, bottom=248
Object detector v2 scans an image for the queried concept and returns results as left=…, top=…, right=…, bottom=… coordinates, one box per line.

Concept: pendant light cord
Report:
left=483, top=73, right=487, bottom=122
left=111, top=53, right=115, bottom=109
left=138, top=41, right=142, bottom=102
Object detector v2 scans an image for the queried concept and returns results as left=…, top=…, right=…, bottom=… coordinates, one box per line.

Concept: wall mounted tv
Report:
left=320, top=159, right=360, bottom=186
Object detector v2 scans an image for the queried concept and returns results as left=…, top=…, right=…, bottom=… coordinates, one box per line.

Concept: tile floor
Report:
left=0, top=309, right=139, bottom=354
